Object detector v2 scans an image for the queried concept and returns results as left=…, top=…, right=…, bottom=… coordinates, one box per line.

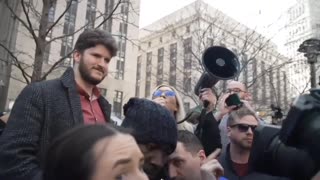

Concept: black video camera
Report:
left=249, top=89, right=320, bottom=180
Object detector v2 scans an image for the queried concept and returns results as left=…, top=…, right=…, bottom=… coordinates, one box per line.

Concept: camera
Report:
left=249, top=89, right=320, bottom=179
left=225, top=93, right=243, bottom=110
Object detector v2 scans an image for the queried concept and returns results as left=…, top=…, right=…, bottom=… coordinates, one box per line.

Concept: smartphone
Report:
left=225, top=93, right=243, bottom=110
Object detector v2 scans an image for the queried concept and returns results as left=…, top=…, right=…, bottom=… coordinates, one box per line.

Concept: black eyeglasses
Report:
left=225, top=88, right=246, bottom=94
left=230, top=123, right=257, bottom=132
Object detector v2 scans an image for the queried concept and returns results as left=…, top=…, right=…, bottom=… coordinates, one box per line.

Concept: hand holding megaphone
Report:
left=199, top=88, right=217, bottom=112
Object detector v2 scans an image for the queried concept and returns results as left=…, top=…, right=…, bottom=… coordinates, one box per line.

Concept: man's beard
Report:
left=230, top=138, right=252, bottom=150
left=235, top=139, right=252, bottom=150
left=143, top=162, right=165, bottom=180
left=78, top=57, right=105, bottom=85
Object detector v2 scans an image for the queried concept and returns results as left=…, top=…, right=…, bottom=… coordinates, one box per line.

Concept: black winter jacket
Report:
left=0, top=68, right=111, bottom=180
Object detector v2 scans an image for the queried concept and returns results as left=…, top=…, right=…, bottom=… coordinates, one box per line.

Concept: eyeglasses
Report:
left=225, top=88, right=246, bottom=94
left=152, top=90, right=176, bottom=98
left=230, top=123, right=257, bottom=133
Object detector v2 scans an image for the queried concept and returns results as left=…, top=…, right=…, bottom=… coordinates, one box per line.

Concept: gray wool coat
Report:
left=0, top=68, right=111, bottom=180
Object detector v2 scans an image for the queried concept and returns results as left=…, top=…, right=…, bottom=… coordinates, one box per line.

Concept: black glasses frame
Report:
left=230, top=123, right=257, bottom=132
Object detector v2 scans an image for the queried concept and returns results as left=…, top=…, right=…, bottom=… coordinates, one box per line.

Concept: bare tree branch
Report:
left=41, top=50, right=75, bottom=80
left=95, top=0, right=122, bottom=29
left=4, top=0, right=36, bottom=45
left=0, top=71, right=28, bottom=84
left=48, top=6, right=120, bottom=44
left=20, top=0, right=40, bottom=48
left=247, top=59, right=293, bottom=88
left=300, top=79, right=311, bottom=94
left=45, top=0, right=71, bottom=36
left=0, top=43, right=31, bottom=84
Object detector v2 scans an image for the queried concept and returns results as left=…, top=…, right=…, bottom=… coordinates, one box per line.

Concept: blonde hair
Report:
left=151, top=84, right=194, bottom=132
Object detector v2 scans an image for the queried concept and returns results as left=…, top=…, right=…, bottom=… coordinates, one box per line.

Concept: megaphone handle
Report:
left=195, top=108, right=207, bottom=141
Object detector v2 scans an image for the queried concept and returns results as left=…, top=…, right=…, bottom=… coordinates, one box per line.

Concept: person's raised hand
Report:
left=201, top=149, right=224, bottom=179
left=215, top=93, right=237, bottom=120
left=199, top=88, right=216, bottom=113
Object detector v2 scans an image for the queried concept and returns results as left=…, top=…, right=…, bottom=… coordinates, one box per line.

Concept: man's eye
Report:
left=174, top=160, right=183, bottom=167
left=115, top=175, right=123, bottom=180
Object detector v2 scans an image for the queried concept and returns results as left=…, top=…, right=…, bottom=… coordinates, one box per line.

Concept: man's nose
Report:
left=247, top=127, right=254, bottom=134
left=151, top=158, right=164, bottom=166
left=160, top=92, right=166, bottom=98
left=168, top=163, right=178, bottom=179
left=135, top=170, right=148, bottom=180
left=97, top=58, right=107, bottom=66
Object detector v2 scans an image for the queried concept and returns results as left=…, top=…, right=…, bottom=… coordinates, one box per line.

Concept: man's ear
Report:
left=227, top=126, right=232, bottom=137
left=244, top=92, right=252, bottom=101
left=73, top=50, right=82, bottom=64
left=198, top=150, right=207, bottom=164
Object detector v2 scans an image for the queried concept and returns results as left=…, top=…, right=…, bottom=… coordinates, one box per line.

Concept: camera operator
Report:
left=218, top=105, right=289, bottom=180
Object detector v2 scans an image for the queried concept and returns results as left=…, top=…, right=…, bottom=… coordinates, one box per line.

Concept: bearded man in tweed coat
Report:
left=0, top=29, right=117, bottom=180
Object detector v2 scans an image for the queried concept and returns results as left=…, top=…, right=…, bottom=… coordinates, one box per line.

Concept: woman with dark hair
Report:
left=43, top=125, right=148, bottom=180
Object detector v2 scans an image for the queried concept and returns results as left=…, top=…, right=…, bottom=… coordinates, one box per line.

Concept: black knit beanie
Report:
left=121, top=98, right=177, bottom=155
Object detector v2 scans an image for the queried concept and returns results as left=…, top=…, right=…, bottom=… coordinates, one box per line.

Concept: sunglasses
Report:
left=152, top=90, right=176, bottom=98
left=230, top=123, right=257, bottom=133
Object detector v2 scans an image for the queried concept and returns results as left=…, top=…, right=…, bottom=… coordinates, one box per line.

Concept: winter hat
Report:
left=121, top=98, right=178, bottom=154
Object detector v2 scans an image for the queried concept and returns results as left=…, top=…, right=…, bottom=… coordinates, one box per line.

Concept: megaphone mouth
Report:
left=216, top=58, right=226, bottom=67
left=202, top=46, right=240, bottom=79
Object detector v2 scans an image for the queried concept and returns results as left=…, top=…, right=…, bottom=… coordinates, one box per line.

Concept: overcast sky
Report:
left=139, top=0, right=296, bottom=45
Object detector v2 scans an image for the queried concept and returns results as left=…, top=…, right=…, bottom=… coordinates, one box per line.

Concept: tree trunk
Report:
left=31, top=0, right=50, bottom=82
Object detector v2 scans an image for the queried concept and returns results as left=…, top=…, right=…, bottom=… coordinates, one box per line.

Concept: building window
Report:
left=116, top=36, right=127, bottom=80
left=103, top=0, right=114, bottom=32
left=44, top=2, right=56, bottom=63
left=145, top=52, right=152, bottom=97
left=113, top=90, right=123, bottom=118
left=117, top=38, right=126, bottom=57
left=269, top=68, right=275, bottom=105
left=157, top=48, right=164, bottom=86
left=159, top=37, right=163, bottom=43
left=242, top=53, right=248, bottom=86
left=148, top=41, right=151, bottom=48
left=115, top=57, right=125, bottom=80
left=61, top=0, right=78, bottom=66
left=85, top=0, right=97, bottom=29
left=283, top=72, right=288, bottom=109
left=135, top=56, right=142, bottom=97
left=169, top=43, right=177, bottom=87
left=183, top=38, right=192, bottom=92
left=252, top=58, right=258, bottom=102
left=119, top=22, right=128, bottom=35
left=120, top=2, right=129, bottom=15
left=277, top=69, right=282, bottom=107
left=261, top=62, right=266, bottom=102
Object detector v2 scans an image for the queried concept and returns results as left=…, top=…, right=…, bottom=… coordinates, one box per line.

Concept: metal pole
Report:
left=310, top=62, right=317, bottom=88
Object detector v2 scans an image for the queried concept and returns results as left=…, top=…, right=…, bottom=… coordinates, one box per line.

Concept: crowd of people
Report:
left=0, top=29, right=318, bottom=180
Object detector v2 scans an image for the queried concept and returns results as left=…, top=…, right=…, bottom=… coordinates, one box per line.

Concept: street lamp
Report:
left=297, top=38, right=320, bottom=88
